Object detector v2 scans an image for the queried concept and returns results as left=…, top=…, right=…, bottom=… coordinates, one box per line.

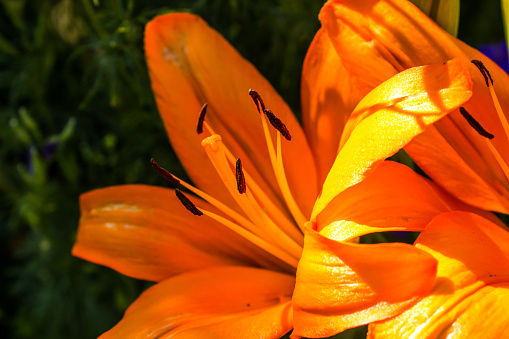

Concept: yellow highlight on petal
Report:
left=312, top=59, right=473, bottom=220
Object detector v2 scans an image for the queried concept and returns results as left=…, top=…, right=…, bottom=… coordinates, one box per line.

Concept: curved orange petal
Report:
left=433, top=284, right=509, bottom=339
left=99, top=266, right=294, bottom=339
left=320, top=0, right=509, bottom=213
left=407, top=40, right=509, bottom=213
left=314, top=161, right=497, bottom=240
left=311, top=59, right=472, bottom=219
left=72, top=185, right=293, bottom=282
left=319, top=0, right=464, bottom=94
left=291, top=228, right=437, bottom=338
left=301, top=28, right=362, bottom=186
left=145, top=13, right=318, bottom=217
left=368, top=212, right=509, bottom=338
left=405, top=123, right=509, bottom=212
left=369, top=284, right=509, bottom=339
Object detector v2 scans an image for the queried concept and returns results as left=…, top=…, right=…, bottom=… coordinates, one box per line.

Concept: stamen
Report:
left=471, top=60, right=509, bottom=140
left=171, top=172, right=267, bottom=240
left=175, top=189, right=203, bottom=216
left=199, top=209, right=298, bottom=268
left=202, top=135, right=272, bottom=235
left=263, top=109, right=292, bottom=141
left=150, top=158, right=180, bottom=184
left=276, top=132, right=307, bottom=227
left=260, top=111, right=306, bottom=231
left=202, top=134, right=303, bottom=257
left=236, top=158, right=246, bottom=194
left=486, top=141, right=509, bottom=182
left=248, top=89, right=266, bottom=113
left=196, top=103, right=208, bottom=134
left=459, top=107, right=494, bottom=139
left=221, top=143, right=304, bottom=244
left=471, top=60, right=493, bottom=87
left=151, top=162, right=299, bottom=269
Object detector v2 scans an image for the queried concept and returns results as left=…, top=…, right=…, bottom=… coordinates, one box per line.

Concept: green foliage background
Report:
left=0, top=0, right=506, bottom=338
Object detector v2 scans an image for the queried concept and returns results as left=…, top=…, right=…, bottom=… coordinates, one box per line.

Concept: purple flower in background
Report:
left=478, top=40, right=509, bottom=73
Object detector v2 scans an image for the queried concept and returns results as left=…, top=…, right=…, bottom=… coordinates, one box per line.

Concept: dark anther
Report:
left=263, top=109, right=292, bottom=141
left=459, top=107, right=494, bottom=139
left=175, top=189, right=203, bottom=216
left=248, top=89, right=266, bottom=113
left=471, top=60, right=493, bottom=87
left=236, top=158, right=246, bottom=194
left=150, top=158, right=180, bottom=184
left=196, top=103, right=208, bottom=134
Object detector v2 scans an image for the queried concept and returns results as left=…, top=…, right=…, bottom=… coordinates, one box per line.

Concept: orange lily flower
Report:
left=368, top=211, right=509, bottom=338
left=73, top=12, right=484, bottom=338
left=318, top=0, right=509, bottom=214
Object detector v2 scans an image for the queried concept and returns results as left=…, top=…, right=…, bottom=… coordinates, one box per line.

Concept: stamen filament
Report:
left=276, top=132, right=308, bottom=227
left=486, top=140, right=509, bottom=183
left=203, top=121, right=216, bottom=136
left=200, top=209, right=299, bottom=268
left=199, top=116, right=302, bottom=244
left=243, top=187, right=303, bottom=257
left=260, top=112, right=307, bottom=231
left=202, top=135, right=270, bottom=234
left=202, top=134, right=303, bottom=257
left=171, top=174, right=266, bottom=241
left=221, top=145, right=304, bottom=245
left=487, top=85, right=509, bottom=141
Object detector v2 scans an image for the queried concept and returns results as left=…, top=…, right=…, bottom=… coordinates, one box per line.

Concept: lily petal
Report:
left=99, top=266, right=294, bottom=339
left=319, top=0, right=463, bottom=94
left=312, top=59, right=472, bottom=219
left=405, top=123, right=509, bottom=212
left=301, top=28, right=362, bottom=185
left=315, top=161, right=496, bottom=240
left=72, top=185, right=293, bottom=282
left=368, top=212, right=509, bottom=338
left=145, top=13, right=318, bottom=217
left=320, top=0, right=509, bottom=212
left=292, top=228, right=437, bottom=338
left=407, top=40, right=509, bottom=212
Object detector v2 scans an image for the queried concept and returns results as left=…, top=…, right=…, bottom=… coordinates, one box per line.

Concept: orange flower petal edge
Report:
left=291, top=227, right=437, bottom=338
left=311, top=58, right=472, bottom=219
left=314, top=161, right=500, bottom=240
left=301, top=28, right=362, bottom=185
left=72, top=185, right=295, bottom=282
left=368, top=212, right=509, bottom=338
left=99, top=266, right=294, bottom=339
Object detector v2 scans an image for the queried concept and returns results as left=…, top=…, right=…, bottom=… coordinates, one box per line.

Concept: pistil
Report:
left=201, top=134, right=303, bottom=258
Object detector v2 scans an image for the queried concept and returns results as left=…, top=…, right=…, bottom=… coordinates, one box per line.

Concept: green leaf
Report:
left=411, top=0, right=460, bottom=37
left=19, top=107, right=43, bottom=144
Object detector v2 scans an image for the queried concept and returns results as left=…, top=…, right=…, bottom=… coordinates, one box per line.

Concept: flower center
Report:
left=152, top=90, right=308, bottom=271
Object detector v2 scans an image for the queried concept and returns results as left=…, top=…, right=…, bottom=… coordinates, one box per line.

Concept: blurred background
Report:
left=0, top=0, right=507, bottom=338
